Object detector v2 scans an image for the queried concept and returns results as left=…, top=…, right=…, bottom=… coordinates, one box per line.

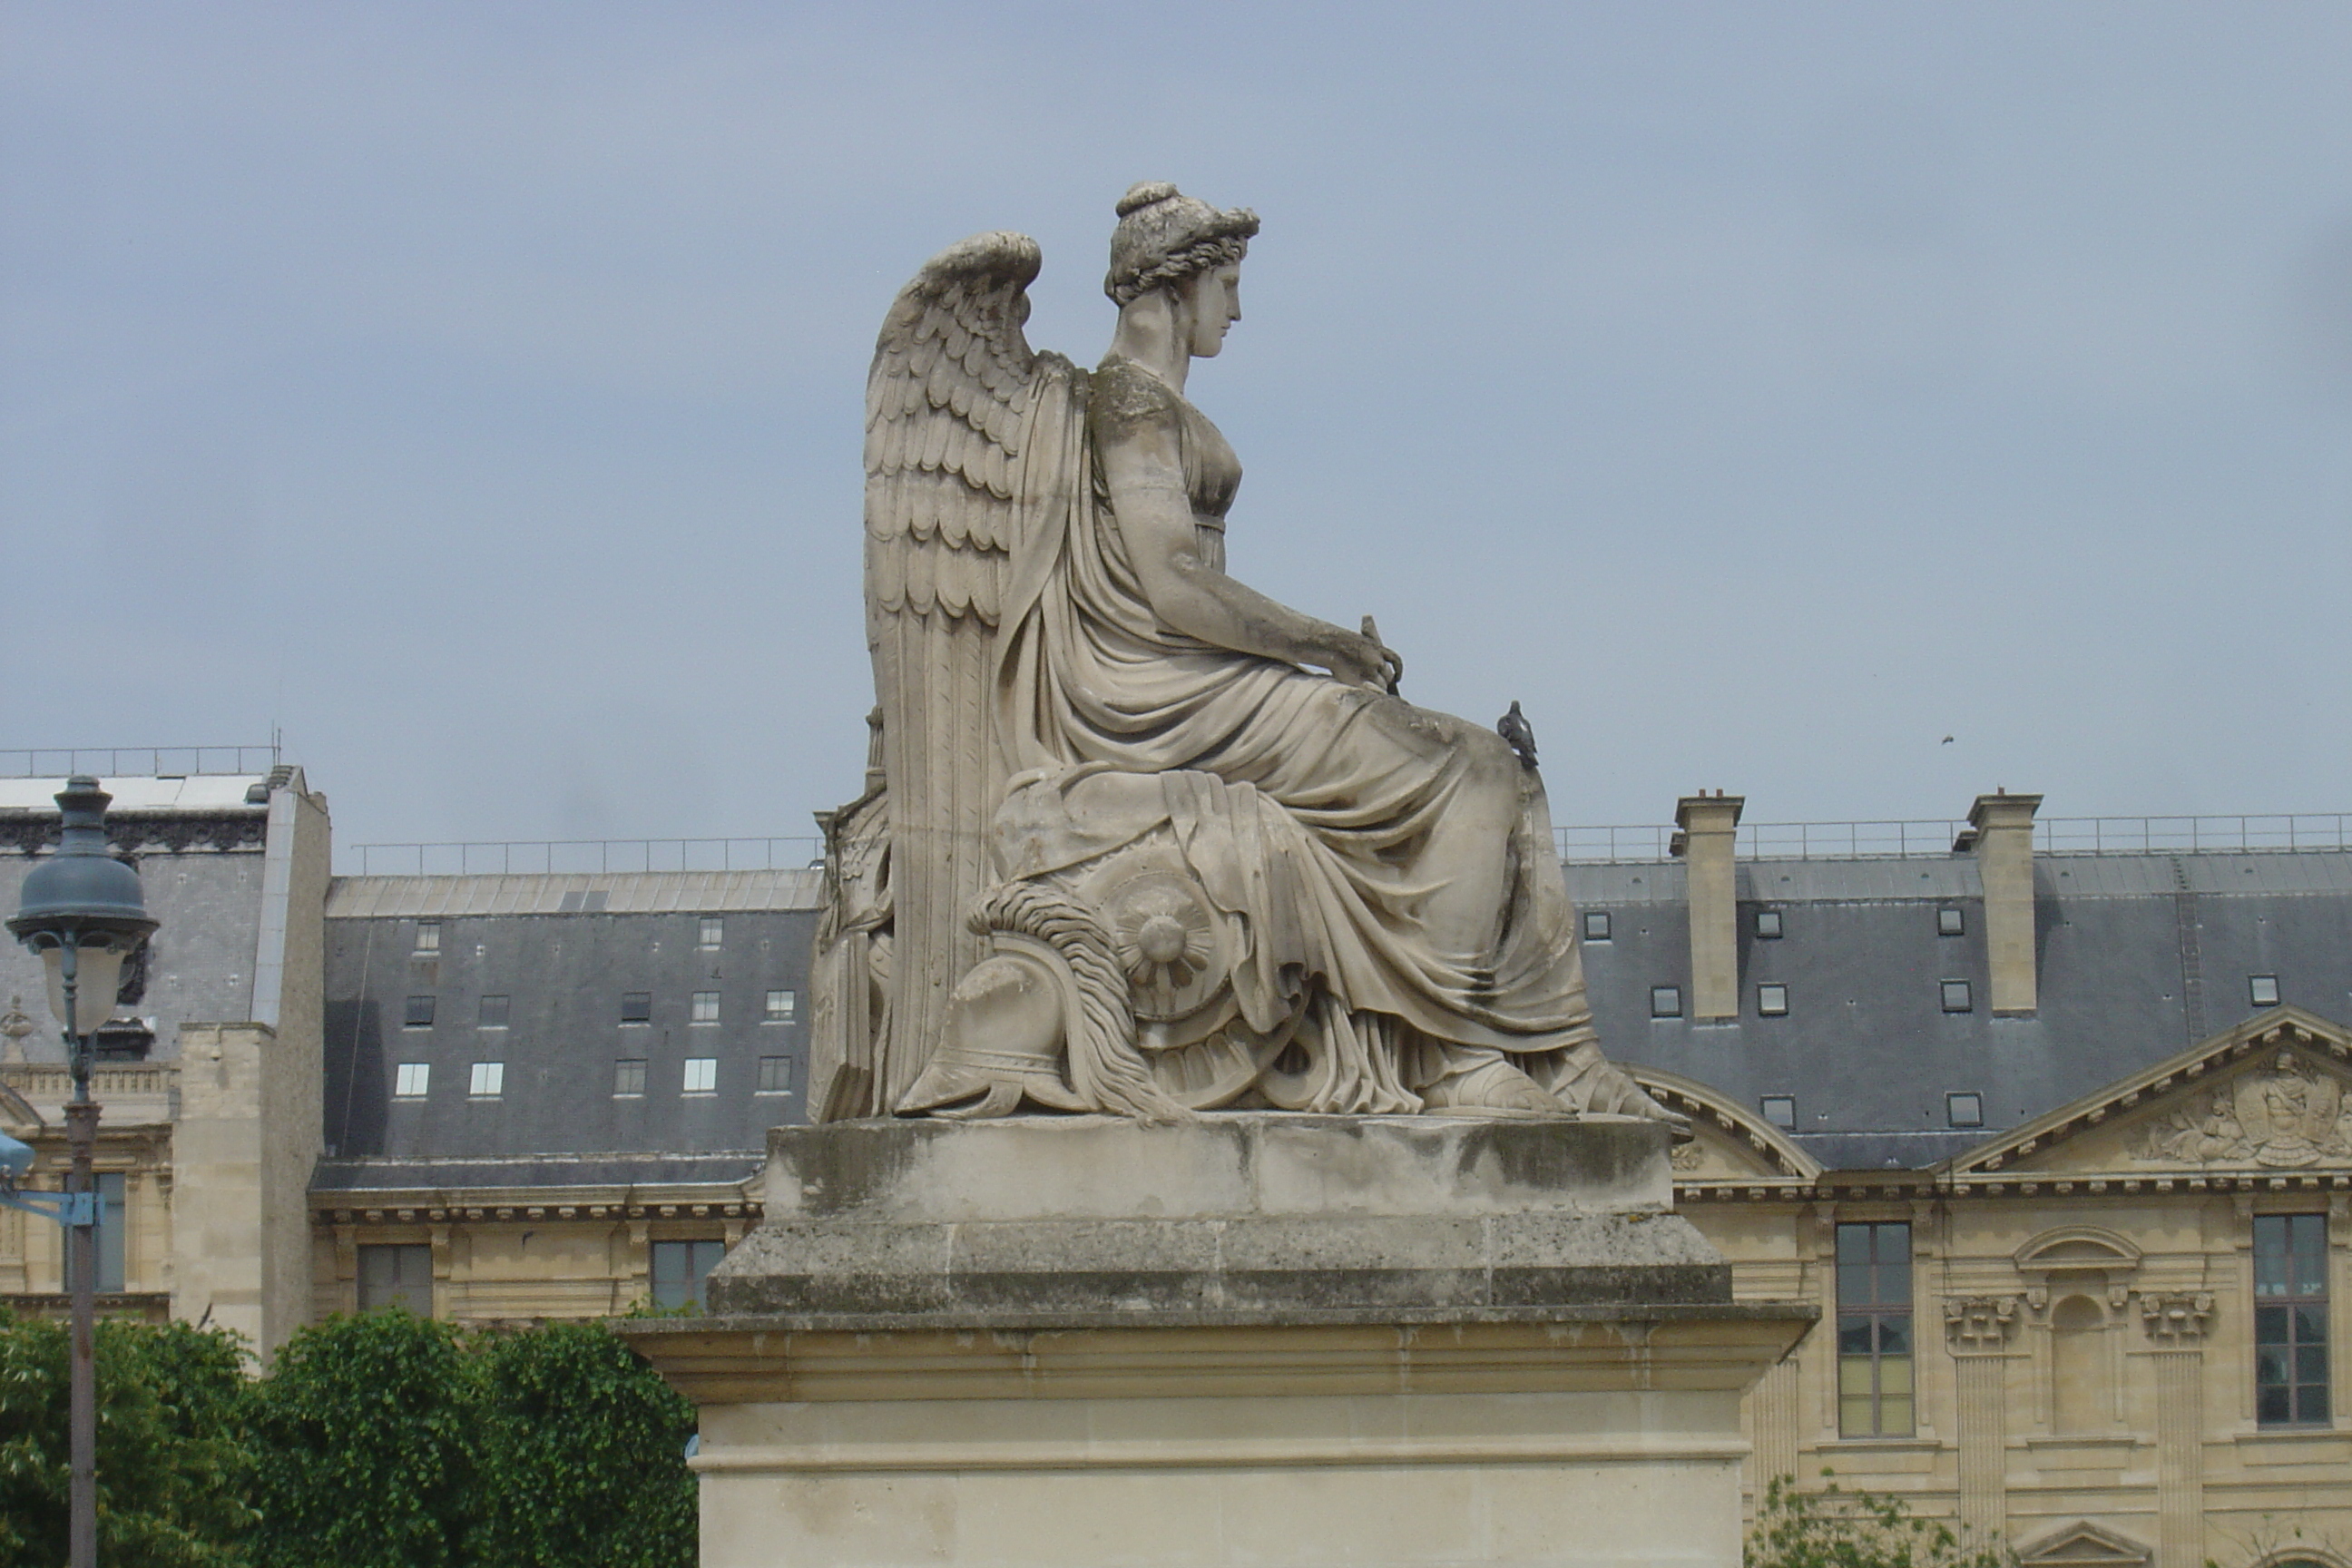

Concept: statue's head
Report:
left=1106, top=181, right=1258, bottom=357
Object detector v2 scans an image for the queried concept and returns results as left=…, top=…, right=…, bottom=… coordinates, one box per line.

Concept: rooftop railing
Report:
left=0, top=745, right=279, bottom=779
left=1557, top=813, right=2352, bottom=863
left=344, top=837, right=825, bottom=877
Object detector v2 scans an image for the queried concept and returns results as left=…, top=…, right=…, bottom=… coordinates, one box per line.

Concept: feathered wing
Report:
left=863, top=230, right=1074, bottom=1112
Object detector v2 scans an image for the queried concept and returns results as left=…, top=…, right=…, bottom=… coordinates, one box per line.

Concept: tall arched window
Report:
left=2051, top=1295, right=2107, bottom=1434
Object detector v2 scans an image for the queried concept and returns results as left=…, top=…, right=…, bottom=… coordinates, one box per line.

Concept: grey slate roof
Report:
left=1566, top=849, right=2352, bottom=1171
left=322, top=871, right=821, bottom=1173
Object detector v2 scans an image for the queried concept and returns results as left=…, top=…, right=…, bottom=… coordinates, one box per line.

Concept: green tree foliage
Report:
left=471, top=1319, right=696, bottom=1568
left=0, top=1308, right=256, bottom=1568
left=1748, top=1475, right=2013, bottom=1568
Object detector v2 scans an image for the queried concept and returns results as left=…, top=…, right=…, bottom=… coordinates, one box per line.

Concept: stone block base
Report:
left=621, top=1116, right=1814, bottom=1567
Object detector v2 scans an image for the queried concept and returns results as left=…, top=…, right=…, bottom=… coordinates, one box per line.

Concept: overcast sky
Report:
left=5, top=3, right=2349, bottom=860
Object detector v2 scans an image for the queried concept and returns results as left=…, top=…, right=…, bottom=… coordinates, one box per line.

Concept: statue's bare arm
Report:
left=1096, top=417, right=1399, bottom=690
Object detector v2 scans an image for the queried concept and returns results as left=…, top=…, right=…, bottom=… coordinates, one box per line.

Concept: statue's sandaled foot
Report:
left=1579, top=1068, right=1694, bottom=1142
left=1419, top=1058, right=1577, bottom=1120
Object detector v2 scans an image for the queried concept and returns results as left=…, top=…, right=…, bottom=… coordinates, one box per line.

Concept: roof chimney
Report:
left=1674, top=792, right=1744, bottom=1021
left=1967, top=789, right=2042, bottom=1015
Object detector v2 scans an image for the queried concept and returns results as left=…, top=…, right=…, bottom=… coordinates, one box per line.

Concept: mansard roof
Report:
left=1565, top=848, right=2352, bottom=1170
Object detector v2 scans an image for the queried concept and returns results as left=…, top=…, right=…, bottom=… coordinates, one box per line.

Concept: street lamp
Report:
left=4, top=777, right=157, bottom=1568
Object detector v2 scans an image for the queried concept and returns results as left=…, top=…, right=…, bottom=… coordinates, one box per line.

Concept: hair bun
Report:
left=1116, top=181, right=1181, bottom=218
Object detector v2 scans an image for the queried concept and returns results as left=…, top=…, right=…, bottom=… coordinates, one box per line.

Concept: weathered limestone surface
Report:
left=625, top=1116, right=1813, bottom=1568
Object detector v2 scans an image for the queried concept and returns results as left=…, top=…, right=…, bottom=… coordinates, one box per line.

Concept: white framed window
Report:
left=757, top=1056, right=793, bottom=1094
left=1757, top=982, right=1788, bottom=1016
left=700, top=916, right=724, bottom=949
left=691, top=991, right=720, bottom=1025
left=613, top=1058, right=647, bottom=1096
left=2250, top=975, right=2282, bottom=1007
left=469, top=1061, right=505, bottom=1098
left=764, top=989, right=796, bottom=1024
left=1946, top=1091, right=1984, bottom=1128
left=682, top=1057, right=718, bottom=1093
left=414, top=920, right=441, bottom=955
left=1753, top=909, right=1783, bottom=939
left=1937, top=907, right=1965, bottom=936
left=394, top=1062, right=431, bottom=1099
left=1760, top=1094, right=1796, bottom=1129
left=1583, top=911, right=1612, bottom=943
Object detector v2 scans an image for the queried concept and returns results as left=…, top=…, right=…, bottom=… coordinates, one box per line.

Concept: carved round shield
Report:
left=1096, top=865, right=1230, bottom=1024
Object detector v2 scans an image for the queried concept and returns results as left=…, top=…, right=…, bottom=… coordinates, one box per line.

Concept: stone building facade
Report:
left=5, top=761, right=2351, bottom=1565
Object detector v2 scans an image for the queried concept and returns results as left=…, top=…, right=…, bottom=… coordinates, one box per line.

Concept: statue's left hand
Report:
left=1359, top=615, right=1404, bottom=695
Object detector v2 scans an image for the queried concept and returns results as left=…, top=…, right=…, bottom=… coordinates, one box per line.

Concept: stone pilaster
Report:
left=2140, top=1292, right=2211, bottom=1568
left=1945, top=1295, right=2018, bottom=1544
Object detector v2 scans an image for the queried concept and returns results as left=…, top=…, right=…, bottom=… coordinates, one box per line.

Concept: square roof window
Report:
left=621, top=991, right=652, bottom=1024
left=414, top=921, right=441, bottom=955
left=682, top=1057, right=718, bottom=1094
left=1583, top=911, right=1612, bottom=943
left=478, top=994, right=509, bottom=1029
left=1757, top=983, right=1788, bottom=1016
left=1937, top=907, right=1965, bottom=936
left=1941, top=979, right=1973, bottom=1014
left=394, top=1063, right=430, bottom=1099
left=403, top=995, right=436, bottom=1028
left=700, top=916, right=724, bottom=949
left=1650, top=985, right=1683, bottom=1019
left=1946, top=1091, right=1984, bottom=1129
left=1753, top=909, right=1783, bottom=939
left=1760, top=1094, right=1796, bottom=1129
left=468, top=1061, right=504, bottom=1098
left=2249, top=975, right=2281, bottom=1007
left=613, top=1058, right=646, bottom=1097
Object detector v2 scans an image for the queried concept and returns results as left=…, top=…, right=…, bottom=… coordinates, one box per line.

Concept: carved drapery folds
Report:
left=2139, top=1291, right=2214, bottom=1343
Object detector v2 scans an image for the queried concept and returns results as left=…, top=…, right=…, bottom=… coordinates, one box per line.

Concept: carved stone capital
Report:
left=1945, top=1294, right=2020, bottom=1350
left=2139, top=1291, right=2214, bottom=1343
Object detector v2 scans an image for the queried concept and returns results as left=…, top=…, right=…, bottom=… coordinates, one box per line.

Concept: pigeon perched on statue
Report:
left=1496, top=701, right=1538, bottom=770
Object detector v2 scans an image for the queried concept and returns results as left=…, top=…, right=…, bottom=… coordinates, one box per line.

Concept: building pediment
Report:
left=2017, top=1521, right=2151, bottom=1568
left=1948, top=1007, right=2352, bottom=1178
left=1631, top=1067, right=1820, bottom=1185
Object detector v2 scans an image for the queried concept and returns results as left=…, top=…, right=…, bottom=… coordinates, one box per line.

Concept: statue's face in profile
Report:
left=1185, top=263, right=1242, bottom=358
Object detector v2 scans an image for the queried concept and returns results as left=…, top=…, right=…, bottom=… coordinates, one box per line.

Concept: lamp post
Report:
left=5, top=777, right=157, bottom=1568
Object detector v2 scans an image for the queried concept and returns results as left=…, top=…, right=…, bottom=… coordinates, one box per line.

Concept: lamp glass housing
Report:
left=39, top=936, right=131, bottom=1038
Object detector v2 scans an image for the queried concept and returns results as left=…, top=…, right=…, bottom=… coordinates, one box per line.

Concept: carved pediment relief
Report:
left=0, top=995, right=36, bottom=1065
left=1948, top=1008, right=2352, bottom=1177
left=1631, top=1067, right=1819, bottom=1183
left=2018, top=1521, right=2151, bottom=1568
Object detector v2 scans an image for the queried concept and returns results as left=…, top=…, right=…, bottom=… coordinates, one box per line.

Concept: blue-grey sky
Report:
left=5, top=3, right=2349, bottom=857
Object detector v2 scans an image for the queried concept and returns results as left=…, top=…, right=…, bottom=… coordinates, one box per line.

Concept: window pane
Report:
left=1877, top=1354, right=1913, bottom=1396
left=1650, top=985, right=1681, bottom=1018
left=404, top=995, right=436, bottom=1027
left=1837, top=1225, right=1870, bottom=1266
left=1839, top=1396, right=1877, bottom=1436
left=621, top=991, right=652, bottom=1024
left=2295, top=1304, right=2328, bottom=1345
left=613, top=1058, right=646, bottom=1095
left=1877, top=1225, right=1911, bottom=1265
left=1838, top=1321, right=1874, bottom=1356
left=415, top=921, right=441, bottom=953
left=700, top=916, right=723, bottom=947
left=358, top=1244, right=433, bottom=1315
left=2258, top=1386, right=2290, bottom=1425
left=683, top=1058, right=717, bottom=1093
left=691, top=991, right=720, bottom=1024
left=1838, top=1357, right=1875, bottom=1396
left=2300, top=1386, right=2330, bottom=1424
left=478, top=995, right=510, bottom=1028
left=1583, top=911, right=1611, bottom=942
left=1877, top=1318, right=1910, bottom=1357
left=2257, top=1347, right=2290, bottom=1386
left=395, top=1063, right=430, bottom=1098
left=758, top=1056, right=791, bottom=1093
left=469, top=1062, right=504, bottom=1097
left=2292, top=1215, right=2328, bottom=1293
left=1877, top=1396, right=1914, bottom=1436
left=2297, top=1346, right=2328, bottom=1383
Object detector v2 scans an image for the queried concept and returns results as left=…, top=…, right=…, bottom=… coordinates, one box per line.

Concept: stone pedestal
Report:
left=622, top=1115, right=1812, bottom=1568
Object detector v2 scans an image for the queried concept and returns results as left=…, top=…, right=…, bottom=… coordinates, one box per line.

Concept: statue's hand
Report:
left=1323, top=627, right=1403, bottom=693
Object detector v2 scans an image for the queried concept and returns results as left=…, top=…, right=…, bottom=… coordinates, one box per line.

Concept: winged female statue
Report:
left=810, top=182, right=1678, bottom=1130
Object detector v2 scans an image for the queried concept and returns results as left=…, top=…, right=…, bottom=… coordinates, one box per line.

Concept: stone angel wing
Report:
left=862, top=230, right=1076, bottom=1112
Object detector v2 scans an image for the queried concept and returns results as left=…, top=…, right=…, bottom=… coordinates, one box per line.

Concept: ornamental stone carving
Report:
left=2132, top=1051, right=2350, bottom=1167
left=1945, top=1295, right=2021, bottom=1349
left=808, top=185, right=1684, bottom=1133
left=2139, top=1291, right=2213, bottom=1343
